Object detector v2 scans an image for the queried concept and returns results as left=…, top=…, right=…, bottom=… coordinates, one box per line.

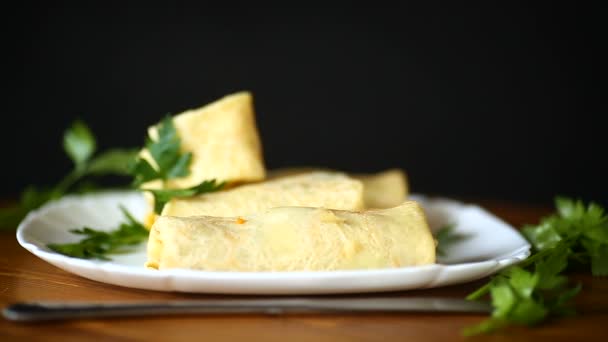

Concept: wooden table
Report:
left=1, top=201, right=607, bottom=341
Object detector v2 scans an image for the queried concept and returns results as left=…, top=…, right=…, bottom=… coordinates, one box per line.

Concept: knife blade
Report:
left=3, top=297, right=491, bottom=322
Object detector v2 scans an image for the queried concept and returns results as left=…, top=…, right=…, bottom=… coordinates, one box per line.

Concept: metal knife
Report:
left=3, top=297, right=491, bottom=322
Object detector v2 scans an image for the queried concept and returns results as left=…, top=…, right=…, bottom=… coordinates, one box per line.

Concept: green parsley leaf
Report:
left=466, top=253, right=570, bottom=335
left=87, top=149, right=139, bottom=176
left=523, top=197, right=608, bottom=276
left=0, top=121, right=136, bottom=230
left=47, top=206, right=148, bottom=260
left=522, top=222, right=562, bottom=251
left=535, top=244, right=569, bottom=290
left=508, top=267, right=539, bottom=298
left=166, top=152, right=192, bottom=179
left=129, top=116, right=226, bottom=213
left=464, top=196, right=608, bottom=335
left=509, top=297, right=547, bottom=325
left=130, top=116, right=192, bottom=186
left=489, top=280, right=516, bottom=318
left=129, top=158, right=160, bottom=186
left=63, top=120, right=96, bottom=169
left=144, top=179, right=226, bottom=214
left=434, top=224, right=470, bottom=257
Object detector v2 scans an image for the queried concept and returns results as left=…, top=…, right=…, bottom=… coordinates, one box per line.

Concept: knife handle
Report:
left=3, top=298, right=492, bottom=322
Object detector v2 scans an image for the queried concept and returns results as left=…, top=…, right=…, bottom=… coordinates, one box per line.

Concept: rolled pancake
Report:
left=146, top=201, right=435, bottom=271
left=267, top=167, right=408, bottom=208
left=140, top=91, right=266, bottom=190
left=161, top=171, right=364, bottom=218
left=355, top=169, right=408, bottom=209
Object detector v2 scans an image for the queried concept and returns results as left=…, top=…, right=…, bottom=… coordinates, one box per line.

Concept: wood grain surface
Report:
left=1, top=201, right=607, bottom=341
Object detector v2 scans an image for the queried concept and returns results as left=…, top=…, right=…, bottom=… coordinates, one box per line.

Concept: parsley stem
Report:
left=517, top=239, right=573, bottom=268
left=466, top=281, right=493, bottom=300
left=54, top=168, right=85, bottom=195
left=466, top=240, right=572, bottom=301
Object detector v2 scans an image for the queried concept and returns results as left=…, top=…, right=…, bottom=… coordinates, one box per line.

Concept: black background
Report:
left=3, top=2, right=605, bottom=206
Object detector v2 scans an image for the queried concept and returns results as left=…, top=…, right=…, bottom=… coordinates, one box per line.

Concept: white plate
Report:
left=16, top=191, right=530, bottom=294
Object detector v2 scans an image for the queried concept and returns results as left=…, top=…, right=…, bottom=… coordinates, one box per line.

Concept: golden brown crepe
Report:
left=355, top=169, right=408, bottom=209
left=267, top=167, right=408, bottom=208
left=146, top=201, right=435, bottom=271
left=140, top=91, right=266, bottom=191
left=161, top=171, right=364, bottom=218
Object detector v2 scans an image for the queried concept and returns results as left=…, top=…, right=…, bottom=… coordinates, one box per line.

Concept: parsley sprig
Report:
left=47, top=206, right=148, bottom=260
left=464, top=197, right=607, bottom=335
left=43, top=116, right=225, bottom=260
left=145, top=180, right=225, bottom=214
left=130, top=116, right=225, bottom=214
left=2, top=115, right=226, bottom=259
left=523, top=197, right=608, bottom=276
left=130, top=116, right=192, bottom=187
left=0, top=121, right=137, bottom=230
left=434, top=224, right=470, bottom=257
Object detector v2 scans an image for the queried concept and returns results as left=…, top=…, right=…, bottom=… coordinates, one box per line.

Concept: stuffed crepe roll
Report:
left=146, top=201, right=435, bottom=271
